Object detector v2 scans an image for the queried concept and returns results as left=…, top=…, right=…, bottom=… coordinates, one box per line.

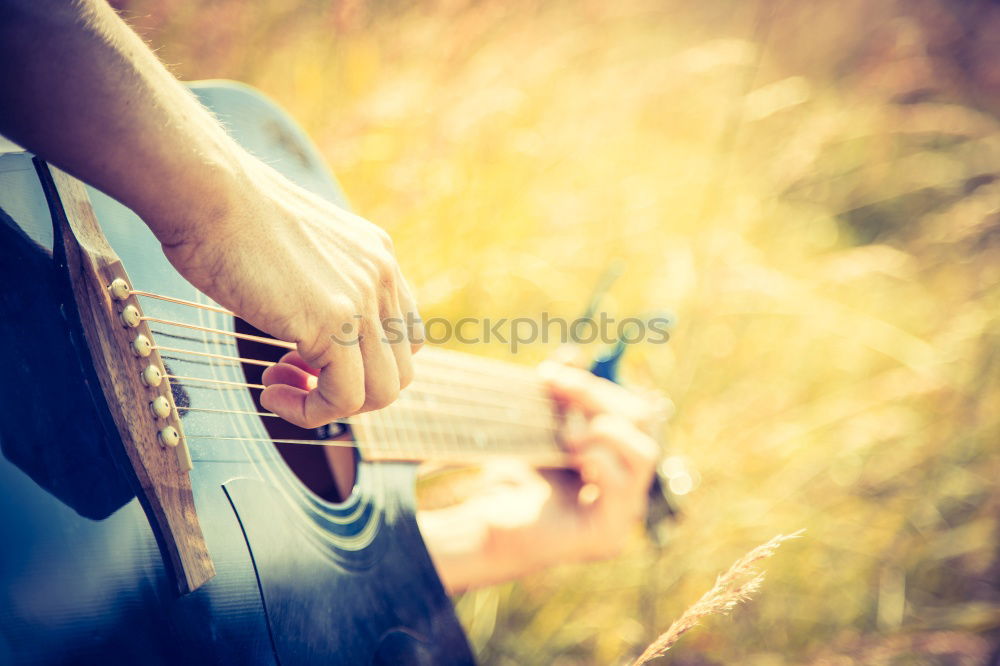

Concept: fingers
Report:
left=566, top=415, right=657, bottom=539
left=395, top=271, right=424, bottom=355
left=261, top=360, right=316, bottom=391
left=539, top=362, right=630, bottom=417
left=539, top=361, right=667, bottom=435
left=571, top=446, right=631, bottom=504
left=262, top=306, right=411, bottom=427
left=272, top=351, right=319, bottom=376
left=358, top=309, right=401, bottom=411
left=380, top=283, right=415, bottom=391
left=261, top=327, right=366, bottom=428
left=565, top=413, right=658, bottom=482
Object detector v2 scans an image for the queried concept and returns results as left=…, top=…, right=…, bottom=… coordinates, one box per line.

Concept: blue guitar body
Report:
left=0, top=82, right=475, bottom=665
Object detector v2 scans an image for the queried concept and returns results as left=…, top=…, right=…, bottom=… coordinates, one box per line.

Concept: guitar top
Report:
left=0, top=81, right=475, bottom=665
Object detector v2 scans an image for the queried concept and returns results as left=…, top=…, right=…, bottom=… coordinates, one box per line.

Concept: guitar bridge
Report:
left=38, top=161, right=215, bottom=595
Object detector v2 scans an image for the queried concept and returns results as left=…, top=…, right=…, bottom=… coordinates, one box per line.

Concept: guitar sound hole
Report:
left=234, top=318, right=357, bottom=503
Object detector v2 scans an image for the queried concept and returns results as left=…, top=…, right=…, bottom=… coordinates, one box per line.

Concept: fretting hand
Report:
left=419, top=362, right=662, bottom=592
left=534, top=362, right=662, bottom=560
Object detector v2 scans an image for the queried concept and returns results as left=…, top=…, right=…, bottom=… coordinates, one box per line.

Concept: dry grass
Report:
left=633, top=531, right=802, bottom=664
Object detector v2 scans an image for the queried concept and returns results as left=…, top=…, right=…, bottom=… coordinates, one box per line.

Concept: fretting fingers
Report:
left=540, top=361, right=668, bottom=435
left=568, top=413, right=658, bottom=483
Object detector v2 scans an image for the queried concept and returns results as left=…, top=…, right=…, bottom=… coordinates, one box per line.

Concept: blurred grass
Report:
left=116, top=0, right=1000, bottom=663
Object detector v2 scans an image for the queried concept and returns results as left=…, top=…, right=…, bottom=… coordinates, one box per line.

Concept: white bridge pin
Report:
left=141, top=364, right=163, bottom=388
left=120, top=304, right=141, bottom=328
left=131, top=334, right=152, bottom=357
left=150, top=395, right=171, bottom=419
left=108, top=278, right=130, bottom=301
left=158, top=426, right=181, bottom=448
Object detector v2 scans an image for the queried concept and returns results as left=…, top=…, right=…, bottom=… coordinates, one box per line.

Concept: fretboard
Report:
left=350, top=348, right=568, bottom=467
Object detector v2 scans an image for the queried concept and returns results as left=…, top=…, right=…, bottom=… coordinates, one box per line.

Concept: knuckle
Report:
left=301, top=414, right=327, bottom=429
left=589, top=413, right=621, bottom=437
left=338, top=392, right=366, bottom=415
left=378, top=268, right=396, bottom=293
left=296, top=334, right=329, bottom=367
left=371, top=251, right=396, bottom=285
left=376, top=229, right=394, bottom=251
left=637, top=435, right=661, bottom=466
left=327, top=296, right=358, bottom=324
left=365, top=387, right=398, bottom=411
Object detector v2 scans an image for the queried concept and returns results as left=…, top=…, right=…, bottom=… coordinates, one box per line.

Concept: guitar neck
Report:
left=350, top=348, right=568, bottom=467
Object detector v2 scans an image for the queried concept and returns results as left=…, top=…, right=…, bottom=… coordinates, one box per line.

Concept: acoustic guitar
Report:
left=0, top=81, right=666, bottom=665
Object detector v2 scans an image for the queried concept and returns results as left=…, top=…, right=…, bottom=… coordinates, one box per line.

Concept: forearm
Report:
left=419, top=504, right=552, bottom=594
left=0, top=0, right=246, bottom=241
left=417, top=472, right=578, bottom=593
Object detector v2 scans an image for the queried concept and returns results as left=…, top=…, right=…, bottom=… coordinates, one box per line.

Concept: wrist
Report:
left=137, top=138, right=256, bottom=248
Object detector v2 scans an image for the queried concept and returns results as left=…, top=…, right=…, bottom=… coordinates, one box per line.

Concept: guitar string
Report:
left=145, top=316, right=547, bottom=384
left=181, top=434, right=570, bottom=464
left=164, top=367, right=558, bottom=424
left=172, top=386, right=564, bottom=458
left=167, top=376, right=559, bottom=431
left=141, top=316, right=296, bottom=349
left=155, top=345, right=276, bottom=367
left=174, top=408, right=562, bottom=460
left=131, top=287, right=553, bottom=385
left=130, top=289, right=234, bottom=315
left=144, top=320, right=556, bottom=403
left=156, top=343, right=553, bottom=410
left=131, top=289, right=569, bottom=458
left=131, top=290, right=554, bottom=387
left=131, top=288, right=554, bottom=382
left=176, top=407, right=564, bottom=454
left=179, top=424, right=555, bottom=446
